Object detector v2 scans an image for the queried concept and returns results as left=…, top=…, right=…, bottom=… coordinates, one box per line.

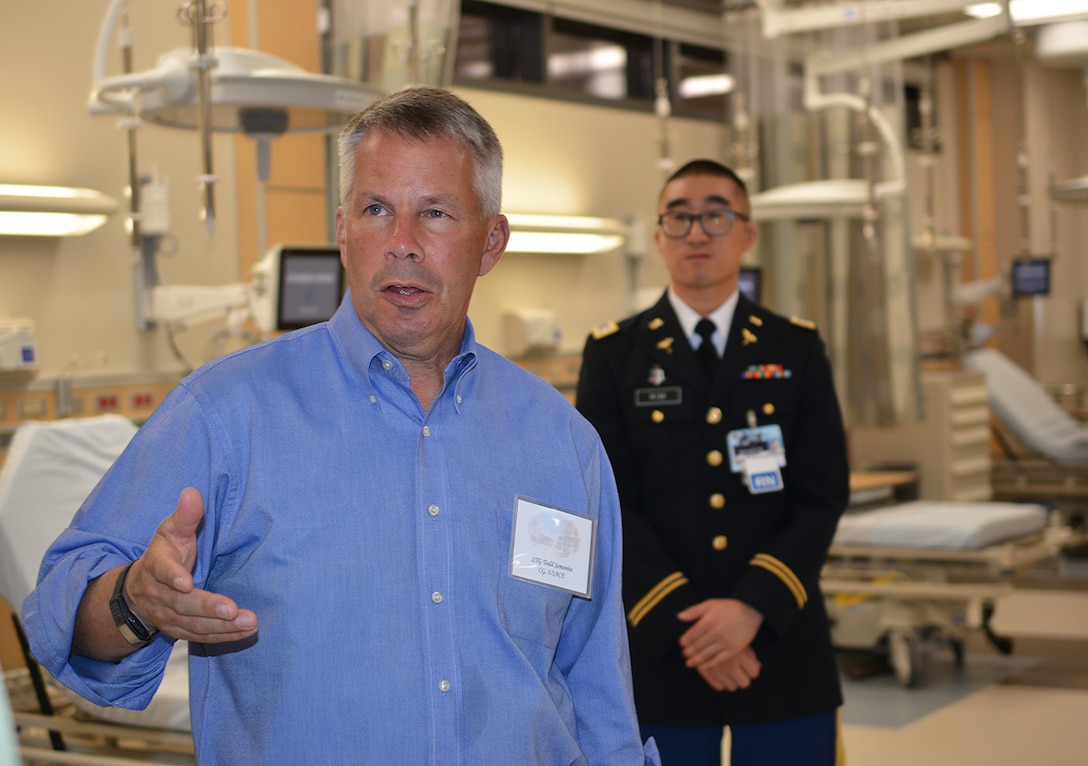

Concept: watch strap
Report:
left=109, top=562, right=159, bottom=646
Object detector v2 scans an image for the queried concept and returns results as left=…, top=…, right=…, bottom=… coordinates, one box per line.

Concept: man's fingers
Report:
left=155, top=606, right=258, bottom=643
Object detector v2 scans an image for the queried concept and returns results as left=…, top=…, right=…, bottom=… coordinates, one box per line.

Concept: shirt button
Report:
left=369, top=395, right=377, bottom=404
left=706, top=407, right=723, bottom=425
left=712, top=535, right=728, bottom=551
left=456, top=395, right=463, bottom=404
left=709, top=493, right=725, bottom=509
left=651, top=409, right=665, bottom=424
left=706, top=450, right=724, bottom=467
left=763, top=402, right=775, bottom=416
left=428, top=504, right=440, bottom=517
left=422, top=425, right=431, bottom=437
left=382, top=359, right=394, bottom=371
left=439, top=680, right=451, bottom=693
left=431, top=591, right=443, bottom=604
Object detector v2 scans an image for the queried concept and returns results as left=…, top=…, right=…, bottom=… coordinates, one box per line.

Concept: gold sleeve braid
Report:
left=627, top=571, right=688, bottom=627
left=750, top=553, right=807, bottom=609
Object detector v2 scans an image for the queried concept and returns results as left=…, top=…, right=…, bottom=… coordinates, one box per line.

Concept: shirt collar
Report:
left=666, top=286, right=739, bottom=356
left=328, top=291, right=479, bottom=405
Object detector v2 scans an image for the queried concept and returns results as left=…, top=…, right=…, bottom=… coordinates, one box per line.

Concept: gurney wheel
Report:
left=888, top=631, right=922, bottom=688
left=950, top=637, right=965, bottom=668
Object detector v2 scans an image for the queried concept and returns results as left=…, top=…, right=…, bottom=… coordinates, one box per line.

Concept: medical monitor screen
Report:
left=1011, top=257, right=1051, bottom=298
left=277, top=246, right=345, bottom=330
left=738, top=266, right=762, bottom=304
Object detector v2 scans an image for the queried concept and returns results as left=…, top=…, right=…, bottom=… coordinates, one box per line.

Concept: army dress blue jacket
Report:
left=576, top=290, right=849, bottom=726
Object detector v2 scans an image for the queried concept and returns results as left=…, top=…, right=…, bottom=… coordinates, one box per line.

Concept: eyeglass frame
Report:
left=657, top=208, right=751, bottom=239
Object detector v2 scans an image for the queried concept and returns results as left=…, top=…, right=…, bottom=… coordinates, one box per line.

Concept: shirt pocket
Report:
left=495, top=507, right=573, bottom=649
left=497, top=575, right=574, bottom=648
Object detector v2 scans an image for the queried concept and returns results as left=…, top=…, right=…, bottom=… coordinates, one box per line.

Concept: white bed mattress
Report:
left=834, top=500, right=1049, bottom=549
left=0, top=415, right=191, bottom=732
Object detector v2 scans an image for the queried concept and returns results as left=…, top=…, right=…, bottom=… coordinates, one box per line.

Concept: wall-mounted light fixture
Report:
left=0, top=184, right=119, bottom=237
left=505, top=214, right=628, bottom=254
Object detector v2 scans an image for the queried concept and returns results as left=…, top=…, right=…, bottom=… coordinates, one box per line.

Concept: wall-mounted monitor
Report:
left=738, top=266, right=762, bottom=304
left=252, top=244, right=345, bottom=334
left=1011, top=257, right=1051, bottom=298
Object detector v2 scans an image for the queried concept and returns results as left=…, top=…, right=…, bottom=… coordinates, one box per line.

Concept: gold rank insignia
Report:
left=648, top=317, right=665, bottom=331
left=592, top=321, right=619, bottom=339
left=749, top=315, right=763, bottom=327
left=656, top=337, right=675, bottom=353
left=742, top=328, right=758, bottom=346
left=790, top=316, right=817, bottom=330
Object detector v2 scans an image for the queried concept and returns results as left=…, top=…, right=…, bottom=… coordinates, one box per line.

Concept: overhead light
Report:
left=505, top=214, right=628, bottom=254
left=964, top=0, right=1088, bottom=25
left=678, top=74, right=735, bottom=99
left=0, top=184, right=118, bottom=237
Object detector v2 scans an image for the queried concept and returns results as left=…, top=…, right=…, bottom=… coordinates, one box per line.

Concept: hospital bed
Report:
left=0, top=415, right=193, bottom=764
left=964, top=348, right=1088, bottom=522
left=823, top=499, right=1080, bottom=687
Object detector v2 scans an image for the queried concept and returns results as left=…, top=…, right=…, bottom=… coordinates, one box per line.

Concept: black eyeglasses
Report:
left=657, top=209, right=750, bottom=239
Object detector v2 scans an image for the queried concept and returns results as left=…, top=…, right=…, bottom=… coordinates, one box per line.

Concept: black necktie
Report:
left=695, top=318, right=718, bottom=380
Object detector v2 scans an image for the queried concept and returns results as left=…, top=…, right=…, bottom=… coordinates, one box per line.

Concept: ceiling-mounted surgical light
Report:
left=505, top=214, right=628, bottom=254
left=91, top=47, right=381, bottom=135
left=749, top=179, right=902, bottom=222
left=1052, top=175, right=1088, bottom=202
left=0, top=184, right=119, bottom=237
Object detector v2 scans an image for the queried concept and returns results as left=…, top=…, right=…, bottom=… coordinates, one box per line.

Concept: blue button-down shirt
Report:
left=24, top=296, right=654, bottom=765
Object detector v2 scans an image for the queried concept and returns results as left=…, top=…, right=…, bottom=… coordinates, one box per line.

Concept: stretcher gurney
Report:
left=822, top=500, right=1079, bottom=687
left=0, top=415, right=193, bottom=764
left=964, top=348, right=1088, bottom=522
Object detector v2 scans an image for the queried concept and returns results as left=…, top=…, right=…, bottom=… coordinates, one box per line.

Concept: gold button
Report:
left=706, top=407, right=723, bottom=425
left=712, top=535, right=728, bottom=551
left=706, top=450, right=723, bottom=467
left=709, top=493, right=725, bottom=509
left=652, top=409, right=665, bottom=423
left=763, top=403, right=775, bottom=416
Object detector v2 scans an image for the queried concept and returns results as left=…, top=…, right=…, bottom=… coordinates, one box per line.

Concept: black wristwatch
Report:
left=109, top=562, right=160, bottom=646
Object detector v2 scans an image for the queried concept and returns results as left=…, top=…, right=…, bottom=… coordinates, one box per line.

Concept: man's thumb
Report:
left=170, top=487, right=205, bottom=540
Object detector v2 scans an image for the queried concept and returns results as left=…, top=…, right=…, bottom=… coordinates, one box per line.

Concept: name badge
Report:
left=726, top=424, right=786, bottom=472
left=509, top=497, right=596, bottom=598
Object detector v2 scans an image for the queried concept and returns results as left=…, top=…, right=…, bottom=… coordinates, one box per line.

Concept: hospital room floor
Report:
left=765, top=559, right=1088, bottom=766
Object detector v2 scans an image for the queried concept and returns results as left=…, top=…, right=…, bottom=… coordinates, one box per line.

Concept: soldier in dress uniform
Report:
left=576, top=159, right=850, bottom=766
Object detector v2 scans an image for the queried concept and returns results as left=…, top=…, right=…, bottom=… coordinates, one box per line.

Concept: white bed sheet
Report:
left=834, top=500, right=1049, bottom=550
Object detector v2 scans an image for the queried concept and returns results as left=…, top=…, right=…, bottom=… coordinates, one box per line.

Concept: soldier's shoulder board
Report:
left=789, top=316, right=817, bottom=330
left=591, top=320, right=620, bottom=340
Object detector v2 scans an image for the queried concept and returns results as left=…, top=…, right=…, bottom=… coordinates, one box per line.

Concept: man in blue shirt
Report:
left=24, top=87, right=657, bottom=765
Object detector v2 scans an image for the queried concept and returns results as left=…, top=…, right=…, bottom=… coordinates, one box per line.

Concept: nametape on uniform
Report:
left=635, top=387, right=682, bottom=407
left=509, top=497, right=596, bottom=598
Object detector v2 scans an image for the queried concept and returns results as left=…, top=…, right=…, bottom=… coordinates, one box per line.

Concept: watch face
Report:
left=110, top=563, right=158, bottom=645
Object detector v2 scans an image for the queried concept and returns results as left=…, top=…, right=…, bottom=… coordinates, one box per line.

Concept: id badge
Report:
left=742, top=454, right=784, bottom=494
left=509, top=496, right=596, bottom=598
left=726, top=424, right=786, bottom=473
